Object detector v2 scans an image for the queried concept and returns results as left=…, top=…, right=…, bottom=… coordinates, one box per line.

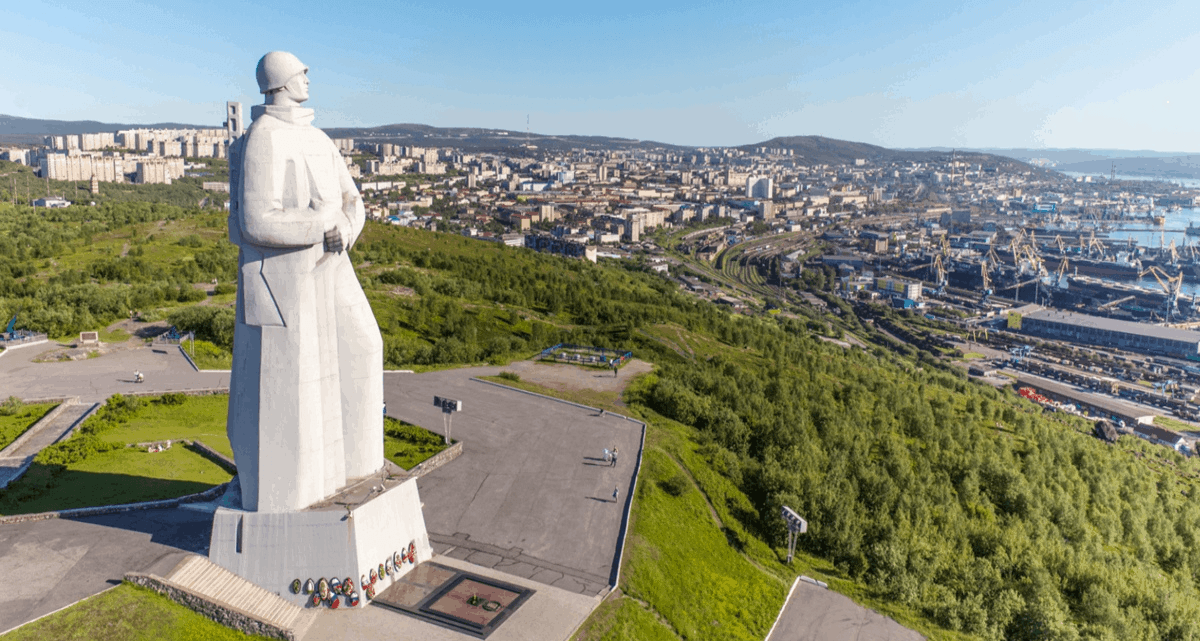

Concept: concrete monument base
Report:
left=209, top=465, right=432, bottom=609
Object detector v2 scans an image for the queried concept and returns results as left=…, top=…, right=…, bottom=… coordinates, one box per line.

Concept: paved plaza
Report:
left=386, top=368, right=643, bottom=597
left=0, top=361, right=640, bottom=638
left=0, top=341, right=229, bottom=403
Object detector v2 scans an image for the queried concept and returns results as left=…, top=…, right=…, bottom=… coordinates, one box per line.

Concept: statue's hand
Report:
left=324, top=227, right=344, bottom=254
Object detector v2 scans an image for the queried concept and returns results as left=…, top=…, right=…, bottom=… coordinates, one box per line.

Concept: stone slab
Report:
left=301, top=554, right=598, bottom=641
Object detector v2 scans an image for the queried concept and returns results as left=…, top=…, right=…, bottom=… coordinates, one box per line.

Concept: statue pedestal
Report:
left=209, top=465, right=431, bottom=608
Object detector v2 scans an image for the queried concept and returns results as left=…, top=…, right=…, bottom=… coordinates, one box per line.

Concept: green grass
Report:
left=574, top=596, right=678, bottom=641
left=618, top=448, right=784, bottom=639
left=961, top=351, right=985, bottom=360
left=384, top=417, right=449, bottom=470
left=98, top=328, right=130, bottom=343
left=0, top=402, right=57, bottom=451
left=1155, top=415, right=1198, bottom=432
left=101, top=393, right=232, bottom=456
left=0, top=445, right=230, bottom=515
left=185, top=339, right=232, bottom=370
left=3, top=583, right=273, bottom=641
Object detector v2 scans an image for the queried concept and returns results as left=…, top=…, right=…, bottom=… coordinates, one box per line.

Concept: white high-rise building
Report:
left=747, top=176, right=773, bottom=199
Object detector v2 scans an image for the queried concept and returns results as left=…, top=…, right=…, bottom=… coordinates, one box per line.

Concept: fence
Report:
left=537, top=343, right=633, bottom=366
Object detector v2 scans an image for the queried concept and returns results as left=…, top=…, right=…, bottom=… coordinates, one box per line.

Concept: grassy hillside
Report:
left=6, top=204, right=1200, bottom=639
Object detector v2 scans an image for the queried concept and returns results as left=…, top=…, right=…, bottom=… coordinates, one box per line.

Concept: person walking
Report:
left=612, top=486, right=619, bottom=502
left=603, top=448, right=611, bottom=464
left=611, top=447, right=619, bottom=467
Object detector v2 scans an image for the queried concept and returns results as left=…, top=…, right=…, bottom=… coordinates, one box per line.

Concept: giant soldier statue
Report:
left=227, top=51, right=384, bottom=512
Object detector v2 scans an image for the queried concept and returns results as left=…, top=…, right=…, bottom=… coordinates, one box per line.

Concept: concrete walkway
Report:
left=0, top=341, right=229, bottom=404
left=0, top=401, right=97, bottom=488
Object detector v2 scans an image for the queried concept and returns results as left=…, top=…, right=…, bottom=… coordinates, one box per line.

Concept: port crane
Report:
left=1053, top=234, right=1067, bottom=253
left=980, top=260, right=993, bottom=306
left=1009, top=344, right=1033, bottom=365
left=1056, top=256, right=1071, bottom=282
left=1154, top=379, right=1179, bottom=397
left=1140, top=265, right=1185, bottom=322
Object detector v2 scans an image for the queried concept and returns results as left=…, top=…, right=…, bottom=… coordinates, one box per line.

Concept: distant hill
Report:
left=1, top=113, right=1033, bottom=170
left=745, top=135, right=1031, bottom=169
left=914, top=147, right=1200, bottom=180
left=0, top=114, right=211, bottom=144
left=1055, top=155, right=1200, bottom=181
left=320, top=122, right=689, bottom=154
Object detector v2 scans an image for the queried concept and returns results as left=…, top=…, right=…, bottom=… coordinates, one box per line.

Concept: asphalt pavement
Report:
left=386, top=368, right=643, bottom=596
left=0, top=509, right=213, bottom=635
left=767, top=580, right=924, bottom=641
left=0, top=341, right=229, bottom=403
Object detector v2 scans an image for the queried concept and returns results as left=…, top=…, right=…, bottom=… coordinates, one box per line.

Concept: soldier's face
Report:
left=283, top=72, right=310, bottom=103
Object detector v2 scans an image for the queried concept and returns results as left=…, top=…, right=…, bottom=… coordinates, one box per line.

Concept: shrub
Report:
left=157, top=393, right=187, bottom=406
left=384, top=417, right=444, bottom=446
left=659, top=472, right=690, bottom=497
left=0, top=395, right=24, bottom=417
left=497, top=371, right=520, bottom=382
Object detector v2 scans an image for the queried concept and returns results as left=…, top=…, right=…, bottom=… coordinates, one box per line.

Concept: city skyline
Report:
left=2, top=0, right=1198, bottom=151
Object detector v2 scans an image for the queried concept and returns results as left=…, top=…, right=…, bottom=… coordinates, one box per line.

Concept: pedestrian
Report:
left=611, top=447, right=619, bottom=466
left=612, top=486, right=619, bottom=502
left=603, top=448, right=611, bottom=464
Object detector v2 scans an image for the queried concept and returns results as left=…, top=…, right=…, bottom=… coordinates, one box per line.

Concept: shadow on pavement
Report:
left=67, top=508, right=214, bottom=554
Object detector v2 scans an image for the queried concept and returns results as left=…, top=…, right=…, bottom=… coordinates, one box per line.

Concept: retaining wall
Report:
left=0, top=482, right=228, bottom=525
left=405, top=440, right=463, bottom=478
left=124, top=572, right=293, bottom=641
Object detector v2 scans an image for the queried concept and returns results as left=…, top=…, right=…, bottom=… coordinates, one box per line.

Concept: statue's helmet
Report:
left=256, top=51, right=308, bottom=94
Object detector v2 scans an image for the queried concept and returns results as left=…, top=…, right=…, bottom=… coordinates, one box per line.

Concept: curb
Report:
left=186, top=440, right=237, bottom=474
left=0, top=482, right=229, bottom=525
left=177, top=344, right=200, bottom=372
left=405, top=440, right=463, bottom=478
left=0, top=338, right=49, bottom=360
left=0, top=584, right=121, bottom=637
left=468, top=377, right=646, bottom=589
left=765, top=577, right=801, bottom=641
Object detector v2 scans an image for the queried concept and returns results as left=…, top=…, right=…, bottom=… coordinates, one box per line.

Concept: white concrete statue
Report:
left=227, top=51, right=384, bottom=512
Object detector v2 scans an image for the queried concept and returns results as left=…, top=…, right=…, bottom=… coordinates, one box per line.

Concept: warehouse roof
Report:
left=1024, top=309, right=1200, bottom=344
left=1014, top=373, right=1157, bottom=424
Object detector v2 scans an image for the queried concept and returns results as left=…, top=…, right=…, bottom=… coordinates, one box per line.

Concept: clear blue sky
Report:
left=2, top=0, right=1198, bottom=150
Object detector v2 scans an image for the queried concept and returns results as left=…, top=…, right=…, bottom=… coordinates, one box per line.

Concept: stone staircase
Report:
left=156, top=555, right=318, bottom=640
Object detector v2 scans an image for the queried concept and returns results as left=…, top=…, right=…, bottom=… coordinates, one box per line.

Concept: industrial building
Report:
left=1021, top=309, right=1200, bottom=360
